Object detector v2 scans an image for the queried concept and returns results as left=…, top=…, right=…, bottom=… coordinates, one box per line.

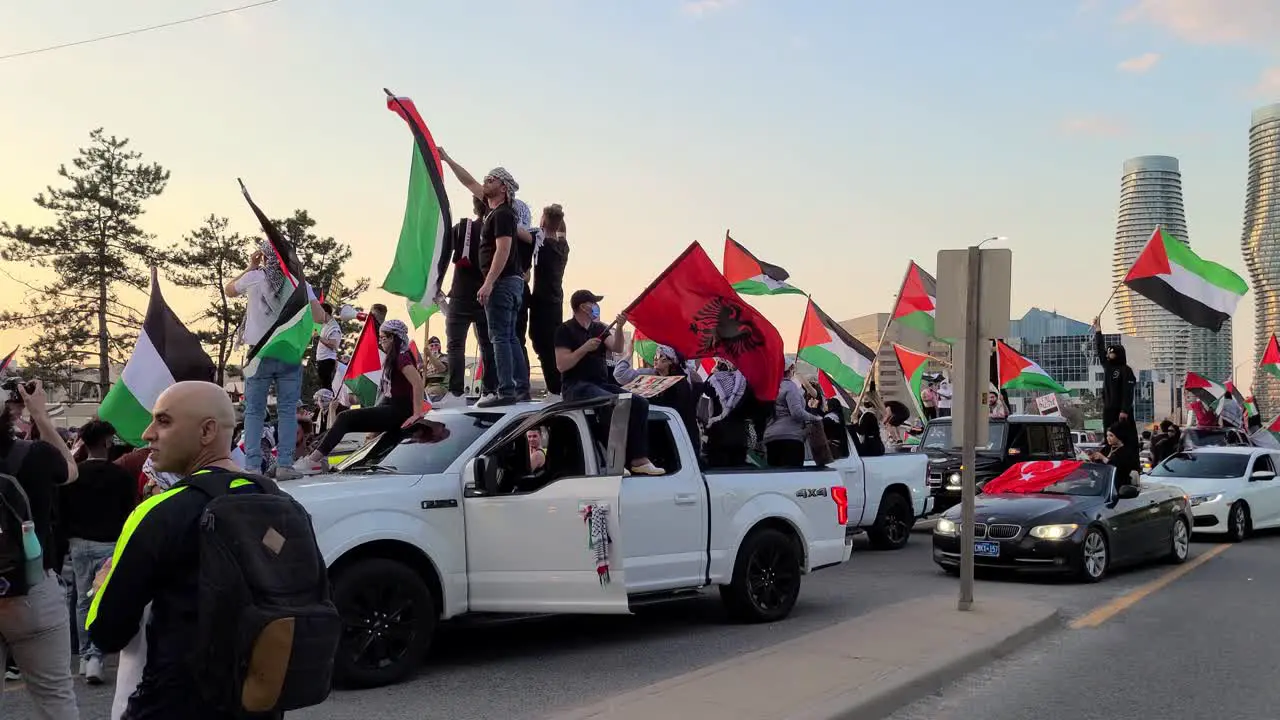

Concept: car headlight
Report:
left=1190, top=493, right=1223, bottom=507
left=945, top=472, right=962, bottom=490
left=1029, top=524, right=1079, bottom=540
left=935, top=517, right=959, bottom=536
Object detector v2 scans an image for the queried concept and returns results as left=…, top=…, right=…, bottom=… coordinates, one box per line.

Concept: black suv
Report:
left=920, top=415, right=1076, bottom=513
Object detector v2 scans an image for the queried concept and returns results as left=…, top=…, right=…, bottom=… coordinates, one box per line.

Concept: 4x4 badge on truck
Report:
left=796, top=488, right=828, bottom=499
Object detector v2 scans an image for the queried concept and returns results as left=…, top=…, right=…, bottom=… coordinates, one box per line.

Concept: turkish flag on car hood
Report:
left=626, top=242, right=785, bottom=401
left=982, top=460, right=1085, bottom=494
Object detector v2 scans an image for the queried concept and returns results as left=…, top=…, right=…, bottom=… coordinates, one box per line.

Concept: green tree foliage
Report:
left=166, top=215, right=249, bottom=385
left=0, top=129, right=169, bottom=395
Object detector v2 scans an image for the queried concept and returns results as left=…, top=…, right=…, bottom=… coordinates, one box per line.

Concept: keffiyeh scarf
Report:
left=707, top=369, right=747, bottom=427
left=581, top=504, right=612, bottom=586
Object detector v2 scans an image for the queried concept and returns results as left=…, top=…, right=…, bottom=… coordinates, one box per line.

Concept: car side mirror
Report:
left=463, top=457, right=502, bottom=496
left=1252, top=470, right=1276, bottom=482
left=1117, top=484, right=1140, bottom=500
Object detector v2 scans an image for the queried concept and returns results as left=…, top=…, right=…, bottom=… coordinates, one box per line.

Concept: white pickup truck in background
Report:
left=284, top=396, right=853, bottom=688
left=830, top=432, right=931, bottom=550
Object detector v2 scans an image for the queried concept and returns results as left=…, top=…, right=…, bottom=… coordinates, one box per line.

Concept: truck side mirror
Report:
left=464, top=457, right=502, bottom=496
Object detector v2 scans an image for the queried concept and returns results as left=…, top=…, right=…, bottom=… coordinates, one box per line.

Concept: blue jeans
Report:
left=69, top=538, right=115, bottom=661
left=243, top=357, right=302, bottom=472
left=486, top=275, right=530, bottom=398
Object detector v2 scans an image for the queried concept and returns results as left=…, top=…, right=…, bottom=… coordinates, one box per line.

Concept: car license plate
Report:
left=974, top=541, right=1000, bottom=557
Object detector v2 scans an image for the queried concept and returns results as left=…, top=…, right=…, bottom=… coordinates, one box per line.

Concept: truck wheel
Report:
left=332, top=558, right=438, bottom=688
left=867, top=492, right=913, bottom=550
left=720, top=528, right=802, bottom=623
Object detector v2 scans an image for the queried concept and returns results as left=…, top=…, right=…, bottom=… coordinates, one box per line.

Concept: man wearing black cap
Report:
left=555, top=291, right=664, bottom=475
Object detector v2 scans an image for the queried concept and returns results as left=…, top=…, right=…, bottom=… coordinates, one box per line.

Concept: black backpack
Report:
left=186, top=469, right=341, bottom=715
left=0, top=441, right=34, bottom=598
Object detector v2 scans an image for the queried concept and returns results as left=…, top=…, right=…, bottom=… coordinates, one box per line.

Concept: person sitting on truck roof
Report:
left=555, top=290, right=664, bottom=476
left=615, top=343, right=701, bottom=457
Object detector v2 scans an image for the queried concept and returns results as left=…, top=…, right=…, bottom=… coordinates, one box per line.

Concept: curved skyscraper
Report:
left=1113, top=156, right=1232, bottom=394
left=1244, top=104, right=1280, bottom=412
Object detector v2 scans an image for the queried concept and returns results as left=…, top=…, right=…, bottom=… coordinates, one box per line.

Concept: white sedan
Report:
left=1146, top=447, right=1280, bottom=542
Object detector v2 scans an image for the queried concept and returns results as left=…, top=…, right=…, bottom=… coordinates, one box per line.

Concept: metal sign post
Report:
left=936, top=244, right=1012, bottom=612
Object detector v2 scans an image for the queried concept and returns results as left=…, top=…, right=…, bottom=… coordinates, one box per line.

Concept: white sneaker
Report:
left=292, top=456, right=328, bottom=476
left=85, top=656, right=104, bottom=685
left=629, top=462, right=666, bottom=476
left=274, top=467, right=302, bottom=481
left=435, top=392, right=466, bottom=409
left=78, top=657, right=87, bottom=676
left=479, top=393, right=499, bottom=406
left=5, top=666, right=20, bottom=682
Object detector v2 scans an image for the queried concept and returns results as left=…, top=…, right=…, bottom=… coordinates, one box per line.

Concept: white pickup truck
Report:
left=830, top=434, right=931, bottom=549
left=285, top=395, right=854, bottom=688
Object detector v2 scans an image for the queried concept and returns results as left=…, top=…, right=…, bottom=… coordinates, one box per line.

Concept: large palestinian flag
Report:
left=1261, top=335, right=1280, bottom=380
left=892, top=343, right=931, bottom=415
left=343, top=315, right=384, bottom=407
left=99, top=270, right=216, bottom=446
left=722, top=233, right=804, bottom=296
left=239, top=180, right=316, bottom=377
left=384, top=91, right=452, bottom=328
left=893, top=261, right=941, bottom=339
left=797, top=299, right=876, bottom=395
left=1123, top=226, right=1247, bottom=332
left=996, top=340, right=1067, bottom=393
left=1184, top=372, right=1225, bottom=407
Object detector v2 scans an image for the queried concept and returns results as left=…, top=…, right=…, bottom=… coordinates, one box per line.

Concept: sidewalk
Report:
left=547, top=594, right=1059, bottom=720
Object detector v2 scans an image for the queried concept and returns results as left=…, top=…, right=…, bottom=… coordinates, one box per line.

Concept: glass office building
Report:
left=1244, top=104, right=1280, bottom=413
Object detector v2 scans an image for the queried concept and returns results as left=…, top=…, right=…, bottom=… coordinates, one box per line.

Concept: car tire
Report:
left=1167, top=516, right=1190, bottom=564
left=1227, top=501, right=1250, bottom=543
left=867, top=491, right=913, bottom=551
left=1076, top=527, right=1109, bottom=583
left=332, top=558, right=438, bottom=689
left=720, top=528, right=802, bottom=623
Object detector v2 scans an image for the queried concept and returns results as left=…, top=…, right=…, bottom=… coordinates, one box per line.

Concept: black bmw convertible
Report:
left=932, top=463, right=1192, bottom=582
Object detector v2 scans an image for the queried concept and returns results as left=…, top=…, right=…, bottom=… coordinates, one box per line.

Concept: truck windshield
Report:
left=921, top=422, right=1007, bottom=452
left=335, top=412, right=504, bottom=475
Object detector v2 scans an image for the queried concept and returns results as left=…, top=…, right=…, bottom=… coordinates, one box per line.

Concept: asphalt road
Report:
left=889, top=531, right=1280, bottom=720
left=1, top=529, right=1244, bottom=719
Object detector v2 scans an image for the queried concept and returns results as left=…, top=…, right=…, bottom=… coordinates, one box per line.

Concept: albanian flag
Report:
left=626, top=242, right=785, bottom=401
left=982, top=460, right=1086, bottom=495
left=722, top=232, right=804, bottom=296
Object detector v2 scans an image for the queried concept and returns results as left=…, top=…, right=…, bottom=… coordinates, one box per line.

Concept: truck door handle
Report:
left=674, top=493, right=698, bottom=506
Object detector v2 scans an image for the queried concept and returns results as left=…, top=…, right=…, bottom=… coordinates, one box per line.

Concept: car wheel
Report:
left=867, top=491, right=913, bottom=551
left=1167, top=516, right=1190, bottom=564
left=1227, top=501, right=1250, bottom=543
left=332, top=558, right=438, bottom=688
left=720, top=528, right=802, bottom=623
left=1077, top=527, right=1109, bottom=583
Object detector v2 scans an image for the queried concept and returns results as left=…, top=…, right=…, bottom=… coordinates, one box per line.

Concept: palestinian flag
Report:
left=99, top=270, right=216, bottom=446
left=1184, top=372, right=1225, bottom=407
left=892, top=343, right=931, bottom=415
left=722, top=233, right=804, bottom=296
left=893, top=262, right=940, bottom=338
left=0, top=347, right=16, bottom=375
left=996, top=340, right=1067, bottom=393
left=982, top=460, right=1086, bottom=495
left=797, top=299, right=876, bottom=395
left=690, top=357, right=716, bottom=381
left=1123, top=226, right=1247, bottom=332
left=633, top=329, right=658, bottom=366
left=1261, top=335, right=1280, bottom=379
left=407, top=300, right=440, bottom=329
left=239, top=180, right=316, bottom=376
left=384, top=91, right=452, bottom=328
left=343, top=315, right=384, bottom=407
left=817, top=369, right=855, bottom=410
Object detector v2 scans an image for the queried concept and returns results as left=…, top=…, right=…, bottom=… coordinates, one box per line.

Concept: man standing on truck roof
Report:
left=555, top=290, right=664, bottom=475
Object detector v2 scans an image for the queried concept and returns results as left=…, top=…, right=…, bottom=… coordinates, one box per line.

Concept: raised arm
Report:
left=437, top=147, right=484, bottom=199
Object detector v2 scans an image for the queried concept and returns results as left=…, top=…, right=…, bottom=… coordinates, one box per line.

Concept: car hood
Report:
left=941, top=493, right=1099, bottom=524
left=280, top=471, right=428, bottom=503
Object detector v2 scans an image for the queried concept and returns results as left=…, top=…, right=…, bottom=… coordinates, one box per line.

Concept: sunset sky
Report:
left=2, top=0, right=1277, bottom=387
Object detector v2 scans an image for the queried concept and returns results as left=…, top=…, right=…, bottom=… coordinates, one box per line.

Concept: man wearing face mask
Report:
left=554, top=291, right=664, bottom=475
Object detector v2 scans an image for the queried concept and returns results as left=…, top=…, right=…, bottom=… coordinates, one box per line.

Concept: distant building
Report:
left=1243, top=104, right=1280, bottom=413
left=838, top=313, right=951, bottom=416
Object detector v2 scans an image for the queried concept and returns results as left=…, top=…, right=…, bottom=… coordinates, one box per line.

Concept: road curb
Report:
left=807, top=606, right=1062, bottom=720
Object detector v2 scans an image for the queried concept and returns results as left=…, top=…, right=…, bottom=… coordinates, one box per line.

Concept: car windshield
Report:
left=1032, top=465, right=1112, bottom=496
left=1149, top=452, right=1250, bottom=479
left=336, top=412, right=503, bottom=475
left=921, top=422, right=1007, bottom=452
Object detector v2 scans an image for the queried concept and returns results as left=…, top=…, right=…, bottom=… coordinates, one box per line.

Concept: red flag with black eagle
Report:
left=982, top=460, right=1086, bottom=494
left=625, top=242, right=785, bottom=401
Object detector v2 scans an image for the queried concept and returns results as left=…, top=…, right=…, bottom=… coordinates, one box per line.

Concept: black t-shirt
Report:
left=554, top=319, right=611, bottom=387
left=517, top=236, right=535, bottom=282
left=479, top=203, right=522, bottom=280
left=447, top=218, right=486, bottom=300
left=59, top=459, right=137, bottom=543
left=5, top=439, right=70, bottom=571
left=533, top=237, right=569, bottom=303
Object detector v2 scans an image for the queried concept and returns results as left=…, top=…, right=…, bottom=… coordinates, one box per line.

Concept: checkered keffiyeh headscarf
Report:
left=259, top=239, right=286, bottom=295
left=487, top=167, right=519, bottom=201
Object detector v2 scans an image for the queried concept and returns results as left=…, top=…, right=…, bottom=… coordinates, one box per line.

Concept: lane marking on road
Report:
left=1070, top=544, right=1232, bottom=629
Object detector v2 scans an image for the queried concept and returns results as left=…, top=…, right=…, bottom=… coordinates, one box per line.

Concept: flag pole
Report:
left=1099, top=224, right=1161, bottom=321
left=855, top=262, right=914, bottom=410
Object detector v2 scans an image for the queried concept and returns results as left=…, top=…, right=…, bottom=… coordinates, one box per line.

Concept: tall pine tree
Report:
left=0, top=129, right=169, bottom=395
left=165, top=215, right=249, bottom=385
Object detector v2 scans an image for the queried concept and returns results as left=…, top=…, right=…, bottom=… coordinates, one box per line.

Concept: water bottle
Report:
left=21, top=520, right=43, bottom=587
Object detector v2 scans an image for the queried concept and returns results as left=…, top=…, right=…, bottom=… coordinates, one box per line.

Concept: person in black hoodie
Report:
left=1150, top=420, right=1182, bottom=467
left=1090, top=422, right=1141, bottom=489
left=1093, top=317, right=1137, bottom=443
